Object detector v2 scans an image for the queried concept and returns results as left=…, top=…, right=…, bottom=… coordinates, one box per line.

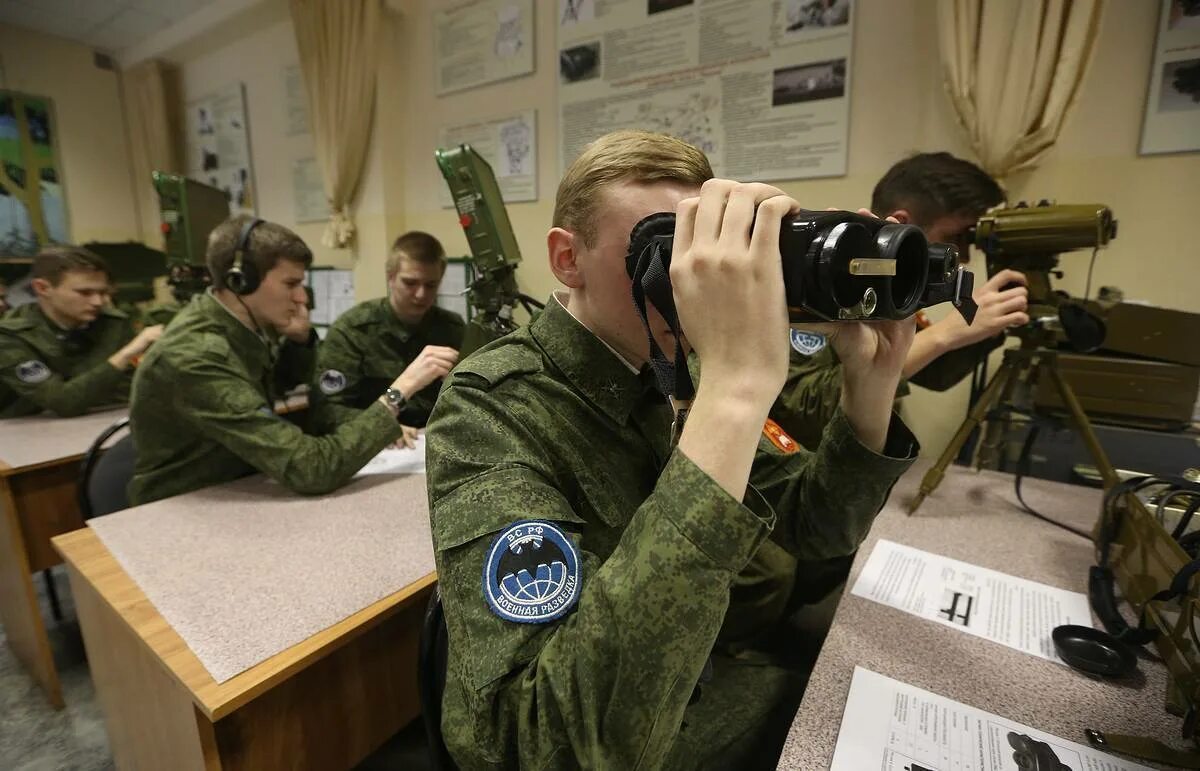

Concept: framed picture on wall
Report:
left=1139, top=0, right=1200, bottom=155
left=0, top=91, right=69, bottom=257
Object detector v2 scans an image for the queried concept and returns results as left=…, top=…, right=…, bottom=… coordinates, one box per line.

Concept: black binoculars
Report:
left=626, top=209, right=977, bottom=323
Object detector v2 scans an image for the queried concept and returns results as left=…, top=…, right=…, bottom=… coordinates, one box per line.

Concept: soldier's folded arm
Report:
left=429, top=384, right=776, bottom=770
left=750, top=408, right=919, bottom=560
left=0, top=344, right=127, bottom=417
left=168, top=351, right=401, bottom=495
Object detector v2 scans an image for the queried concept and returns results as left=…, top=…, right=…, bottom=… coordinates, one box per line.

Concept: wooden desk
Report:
left=53, top=473, right=434, bottom=771
left=780, top=462, right=1182, bottom=768
left=0, top=407, right=129, bottom=708
left=0, top=395, right=308, bottom=708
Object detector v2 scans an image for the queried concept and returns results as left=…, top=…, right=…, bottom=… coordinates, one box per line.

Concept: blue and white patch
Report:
left=15, top=360, right=51, bottom=384
left=790, top=329, right=827, bottom=356
left=318, top=369, right=347, bottom=395
left=483, top=520, right=581, bottom=624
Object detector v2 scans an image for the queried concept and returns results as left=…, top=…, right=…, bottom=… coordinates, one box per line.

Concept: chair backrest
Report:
left=419, top=585, right=456, bottom=771
left=77, top=417, right=135, bottom=520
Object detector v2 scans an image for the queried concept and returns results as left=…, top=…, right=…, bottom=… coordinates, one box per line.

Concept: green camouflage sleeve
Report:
left=750, top=409, right=917, bottom=560
left=166, top=348, right=401, bottom=494
left=0, top=333, right=130, bottom=418
left=313, top=320, right=371, bottom=409
left=907, top=333, right=1003, bottom=391
left=428, top=384, right=776, bottom=770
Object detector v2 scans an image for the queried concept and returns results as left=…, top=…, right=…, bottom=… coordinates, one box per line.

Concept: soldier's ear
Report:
left=889, top=209, right=911, bottom=225
left=547, top=227, right=584, bottom=289
left=30, top=278, right=52, bottom=298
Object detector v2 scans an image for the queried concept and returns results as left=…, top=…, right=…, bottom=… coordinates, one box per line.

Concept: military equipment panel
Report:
left=435, top=145, right=523, bottom=275
left=152, top=172, right=230, bottom=268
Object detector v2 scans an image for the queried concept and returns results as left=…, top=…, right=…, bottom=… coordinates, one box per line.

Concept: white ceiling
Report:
left=0, top=0, right=214, bottom=53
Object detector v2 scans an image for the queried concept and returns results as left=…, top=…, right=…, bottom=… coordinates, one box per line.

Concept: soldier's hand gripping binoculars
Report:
left=626, top=209, right=978, bottom=324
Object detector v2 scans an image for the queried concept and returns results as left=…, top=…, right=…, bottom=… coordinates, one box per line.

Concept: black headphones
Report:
left=225, top=217, right=264, bottom=295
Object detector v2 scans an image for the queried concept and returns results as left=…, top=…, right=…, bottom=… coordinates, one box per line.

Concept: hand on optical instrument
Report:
left=930, top=268, right=1029, bottom=350
left=670, top=179, right=798, bottom=405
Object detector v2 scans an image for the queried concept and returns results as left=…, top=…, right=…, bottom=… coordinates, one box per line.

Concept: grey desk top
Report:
left=0, top=407, right=129, bottom=472
left=780, top=462, right=1181, bottom=770
left=87, top=471, right=434, bottom=683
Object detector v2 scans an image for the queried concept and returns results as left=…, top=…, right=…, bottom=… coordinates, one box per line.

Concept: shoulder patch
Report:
left=15, top=359, right=52, bottom=384
left=790, top=329, right=827, bottom=356
left=483, top=520, right=581, bottom=624
left=318, top=369, right=347, bottom=395
left=451, top=346, right=542, bottom=390
left=762, top=418, right=799, bottom=454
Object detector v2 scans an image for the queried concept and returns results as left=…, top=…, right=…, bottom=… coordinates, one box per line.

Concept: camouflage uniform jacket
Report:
left=127, top=292, right=402, bottom=505
left=0, top=303, right=135, bottom=418
left=425, top=295, right=918, bottom=770
left=314, top=298, right=464, bottom=427
left=771, top=329, right=1005, bottom=449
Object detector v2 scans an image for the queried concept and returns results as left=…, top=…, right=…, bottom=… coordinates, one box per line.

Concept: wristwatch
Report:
left=383, top=387, right=406, bottom=412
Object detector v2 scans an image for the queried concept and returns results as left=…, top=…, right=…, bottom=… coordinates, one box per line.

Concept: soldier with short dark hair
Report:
left=771, top=151, right=1028, bottom=450
left=425, top=130, right=919, bottom=769
left=0, top=246, right=162, bottom=418
left=127, top=216, right=406, bottom=505
left=314, top=230, right=463, bottom=447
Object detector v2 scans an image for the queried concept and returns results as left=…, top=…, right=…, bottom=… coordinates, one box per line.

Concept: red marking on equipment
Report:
left=459, top=214, right=472, bottom=228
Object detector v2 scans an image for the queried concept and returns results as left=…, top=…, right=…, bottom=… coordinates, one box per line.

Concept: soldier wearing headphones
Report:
left=127, top=215, right=407, bottom=505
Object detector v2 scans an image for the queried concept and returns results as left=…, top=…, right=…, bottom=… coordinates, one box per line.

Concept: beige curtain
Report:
left=291, top=0, right=382, bottom=249
left=122, top=59, right=180, bottom=241
left=936, top=0, right=1103, bottom=179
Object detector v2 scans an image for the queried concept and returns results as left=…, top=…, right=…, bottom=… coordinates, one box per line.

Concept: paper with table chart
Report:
left=850, top=540, right=1092, bottom=663
left=831, top=667, right=1151, bottom=771
left=355, top=437, right=426, bottom=476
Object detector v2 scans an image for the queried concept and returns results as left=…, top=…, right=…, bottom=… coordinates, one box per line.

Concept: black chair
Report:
left=419, top=586, right=456, bottom=771
left=42, top=417, right=135, bottom=621
left=77, top=416, right=135, bottom=520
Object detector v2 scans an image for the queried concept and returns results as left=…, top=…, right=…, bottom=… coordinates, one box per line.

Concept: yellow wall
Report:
left=0, top=24, right=141, bottom=245
left=159, top=0, right=1199, bottom=454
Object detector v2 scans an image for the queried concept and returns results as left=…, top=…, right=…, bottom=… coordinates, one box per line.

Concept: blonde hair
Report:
left=385, top=231, right=446, bottom=279
left=553, top=130, right=713, bottom=247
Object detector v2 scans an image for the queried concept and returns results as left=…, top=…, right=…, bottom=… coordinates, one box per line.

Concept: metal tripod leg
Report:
left=908, top=355, right=1022, bottom=514
left=1045, top=357, right=1119, bottom=489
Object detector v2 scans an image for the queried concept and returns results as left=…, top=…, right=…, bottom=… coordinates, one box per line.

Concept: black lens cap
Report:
left=1052, top=624, right=1137, bottom=678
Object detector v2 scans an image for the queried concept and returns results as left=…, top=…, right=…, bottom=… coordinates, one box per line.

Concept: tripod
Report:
left=907, top=327, right=1119, bottom=515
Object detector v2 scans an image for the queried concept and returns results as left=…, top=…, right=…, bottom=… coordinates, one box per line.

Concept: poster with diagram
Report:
left=557, top=0, right=853, bottom=180
left=1139, top=0, right=1200, bottom=154
left=435, top=0, right=535, bottom=95
left=0, top=92, right=68, bottom=256
left=185, top=82, right=256, bottom=215
left=438, top=110, right=537, bottom=206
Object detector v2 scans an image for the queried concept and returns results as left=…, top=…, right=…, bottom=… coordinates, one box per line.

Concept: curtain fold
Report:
left=122, top=59, right=180, bottom=241
left=936, top=0, right=1104, bottom=180
left=290, top=0, right=382, bottom=249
